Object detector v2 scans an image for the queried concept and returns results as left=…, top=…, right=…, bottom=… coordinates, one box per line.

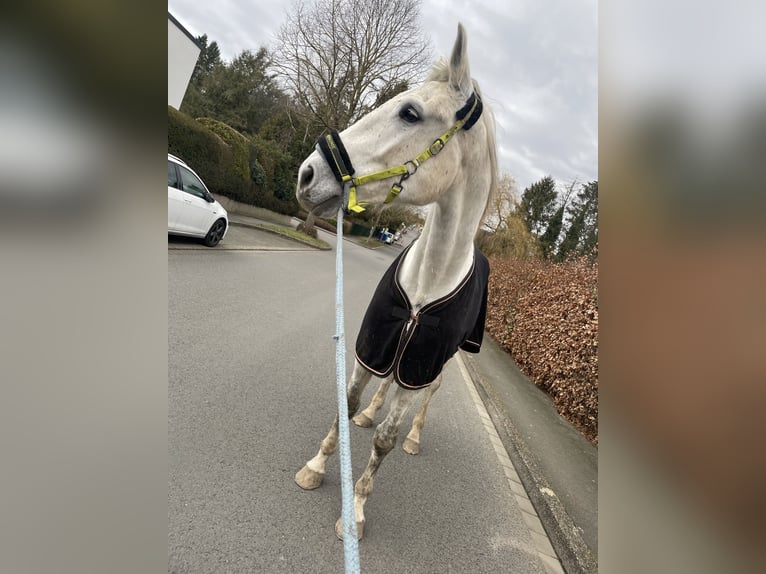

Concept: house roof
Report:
left=168, top=12, right=203, bottom=50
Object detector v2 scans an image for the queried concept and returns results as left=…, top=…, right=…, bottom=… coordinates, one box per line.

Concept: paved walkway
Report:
left=462, top=340, right=597, bottom=573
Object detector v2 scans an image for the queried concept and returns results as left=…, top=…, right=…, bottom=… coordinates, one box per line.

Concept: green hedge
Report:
left=250, top=134, right=299, bottom=212
left=168, top=106, right=300, bottom=214
left=195, top=117, right=250, bottom=183
left=249, top=185, right=299, bottom=216
left=167, top=106, right=250, bottom=202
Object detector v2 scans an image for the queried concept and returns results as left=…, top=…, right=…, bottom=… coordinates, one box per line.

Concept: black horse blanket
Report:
left=355, top=243, right=490, bottom=389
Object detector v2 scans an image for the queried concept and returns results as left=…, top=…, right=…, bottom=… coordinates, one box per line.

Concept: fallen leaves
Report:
left=486, top=256, right=599, bottom=445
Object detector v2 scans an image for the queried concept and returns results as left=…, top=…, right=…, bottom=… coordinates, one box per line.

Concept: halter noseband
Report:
left=316, top=92, right=484, bottom=214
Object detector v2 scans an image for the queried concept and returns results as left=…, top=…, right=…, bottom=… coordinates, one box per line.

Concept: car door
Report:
left=167, top=160, right=185, bottom=232
left=175, top=165, right=215, bottom=235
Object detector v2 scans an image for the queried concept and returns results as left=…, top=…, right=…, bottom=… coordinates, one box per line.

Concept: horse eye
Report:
left=399, top=106, right=421, bottom=124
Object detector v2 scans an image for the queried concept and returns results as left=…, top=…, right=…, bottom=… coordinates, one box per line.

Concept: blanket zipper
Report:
left=403, top=311, right=419, bottom=336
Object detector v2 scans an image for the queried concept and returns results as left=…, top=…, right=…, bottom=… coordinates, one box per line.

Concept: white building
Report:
left=168, top=13, right=201, bottom=109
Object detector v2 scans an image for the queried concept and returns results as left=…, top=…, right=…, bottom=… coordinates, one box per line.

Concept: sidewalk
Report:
left=461, top=340, right=598, bottom=574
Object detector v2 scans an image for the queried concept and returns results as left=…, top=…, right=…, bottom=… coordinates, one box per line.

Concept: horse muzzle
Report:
left=295, top=151, right=344, bottom=216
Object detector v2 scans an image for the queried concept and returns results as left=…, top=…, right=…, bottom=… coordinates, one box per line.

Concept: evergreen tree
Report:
left=182, top=41, right=283, bottom=136
left=579, top=180, right=598, bottom=257
left=557, top=209, right=585, bottom=260
left=540, top=203, right=565, bottom=259
left=557, top=180, right=598, bottom=260
left=191, top=34, right=222, bottom=83
left=517, top=175, right=558, bottom=237
left=201, top=48, right=282, bottom=135
left=181, top=35, right=223, bottom=118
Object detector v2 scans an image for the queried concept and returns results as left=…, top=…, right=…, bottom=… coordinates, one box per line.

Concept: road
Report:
left=169, top=231, right=552, bottom=573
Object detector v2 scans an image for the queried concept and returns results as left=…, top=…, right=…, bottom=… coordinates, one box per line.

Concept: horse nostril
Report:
left=299, top=164, right=314, bottom=188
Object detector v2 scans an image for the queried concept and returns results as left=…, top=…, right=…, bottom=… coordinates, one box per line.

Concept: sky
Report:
left=168, top=0, right=597, bottom=195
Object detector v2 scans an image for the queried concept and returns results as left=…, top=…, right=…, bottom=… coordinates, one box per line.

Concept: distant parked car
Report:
left=167, top=154, right=228, bottom=247
left=376, top=229, right=395, bottom=244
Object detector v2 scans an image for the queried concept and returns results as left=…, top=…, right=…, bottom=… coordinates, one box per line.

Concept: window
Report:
left=178, top=166, right=208, bottom=200
left=168, top=161, right=180, bottom=189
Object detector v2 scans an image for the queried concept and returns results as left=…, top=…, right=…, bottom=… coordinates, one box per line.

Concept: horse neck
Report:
left=398, top=181, right=487, bottom=309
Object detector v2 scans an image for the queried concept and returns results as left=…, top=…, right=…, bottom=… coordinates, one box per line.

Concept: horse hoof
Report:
left=335, top=517, right=364, bottom=540
left=295, top=465, right=324, bottom=490
left=352, top=412, right=373, bottom=428
left=402, top=437, right=420, bottom=455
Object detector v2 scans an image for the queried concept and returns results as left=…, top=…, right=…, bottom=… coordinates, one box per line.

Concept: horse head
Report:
left=296, top=23, right=495, bottom=218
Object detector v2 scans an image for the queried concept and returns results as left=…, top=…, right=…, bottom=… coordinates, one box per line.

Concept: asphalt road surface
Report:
left=169, top=235, right=550, bottom=573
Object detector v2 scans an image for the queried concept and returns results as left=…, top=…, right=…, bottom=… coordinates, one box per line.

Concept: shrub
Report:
left=195, top=117, right=251, bottom=183
left=485, top=256, right=599, bottom=444
left=249, top=184, right=299, bottom=216
left=476, top=215, right=540, bottom=258
left=167, top=106, right=249, bottom=201
left=250, top=134, right=299, bottom=202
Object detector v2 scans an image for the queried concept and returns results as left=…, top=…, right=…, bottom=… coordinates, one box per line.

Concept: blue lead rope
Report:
left=333, top=202, right=361, bottom=572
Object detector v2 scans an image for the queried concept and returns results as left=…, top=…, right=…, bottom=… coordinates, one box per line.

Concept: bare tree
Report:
left=478, top=172, right=540, bottom=258
left=482, top=172, right=519, bottom=233
left=272, top=0, right=432, bottom=131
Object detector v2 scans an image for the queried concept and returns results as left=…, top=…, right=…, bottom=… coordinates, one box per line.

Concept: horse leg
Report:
left=352, top=375, right=393, bottom=428
left=295, top=361, right=372, bottom=490
left=335, top=385, right=421, bottom=540
left=402, top=374, right=442, bottom=455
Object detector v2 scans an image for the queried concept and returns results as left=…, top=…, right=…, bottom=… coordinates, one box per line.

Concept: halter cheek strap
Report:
left=315, top=92, right=483, bottom=214
left=316, top=130, right=368, bottom=214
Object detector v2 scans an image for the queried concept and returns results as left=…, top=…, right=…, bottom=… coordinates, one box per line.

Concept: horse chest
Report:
left=355, top=243, right=490, bottom=389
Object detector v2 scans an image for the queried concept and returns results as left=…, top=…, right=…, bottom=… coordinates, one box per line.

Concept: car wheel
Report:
left=204, top=218, right=226, bottom=247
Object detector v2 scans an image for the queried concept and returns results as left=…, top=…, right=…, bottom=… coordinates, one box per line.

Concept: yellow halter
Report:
left=316, top=92, right=483, bottom=213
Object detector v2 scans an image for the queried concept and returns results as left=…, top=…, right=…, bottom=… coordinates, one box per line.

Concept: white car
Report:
left=167, top=154, right=228, bottom=247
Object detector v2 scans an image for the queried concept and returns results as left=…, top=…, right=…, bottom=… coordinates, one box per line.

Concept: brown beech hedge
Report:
left=486, top=256, right=598, bottom=444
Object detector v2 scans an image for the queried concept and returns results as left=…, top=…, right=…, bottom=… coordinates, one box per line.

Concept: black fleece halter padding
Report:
left=455, top=92, right=483, bottom=131
left=316, top=129, right=355, bottom=183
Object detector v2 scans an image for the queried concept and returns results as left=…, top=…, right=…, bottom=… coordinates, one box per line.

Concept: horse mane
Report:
left=478, top=94, right=498, bottom=228
left=425, top=57, right=450, bottom=83
left=427, top=58, right=499, bottom=229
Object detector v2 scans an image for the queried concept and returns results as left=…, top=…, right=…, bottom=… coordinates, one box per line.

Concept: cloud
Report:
left=168, top=0, right=598, bottom=191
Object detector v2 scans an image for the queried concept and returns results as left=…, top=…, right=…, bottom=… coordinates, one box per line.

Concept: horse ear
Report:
left=449, top=23, right=472, bottom=96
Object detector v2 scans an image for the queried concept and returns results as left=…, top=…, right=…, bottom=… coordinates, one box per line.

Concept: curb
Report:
left=460, top=351, right=598, bottom=574
left=228, top=219, right=332, bottom=251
